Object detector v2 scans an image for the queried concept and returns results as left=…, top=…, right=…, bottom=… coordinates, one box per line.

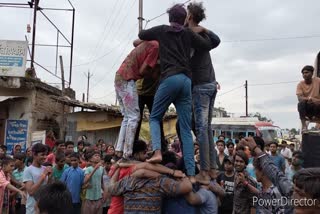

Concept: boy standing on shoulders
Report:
left=23, top=143, right=52, bottom=214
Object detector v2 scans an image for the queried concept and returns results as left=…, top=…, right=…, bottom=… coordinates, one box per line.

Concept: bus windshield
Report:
left=258, top=126, right=282, bottom=142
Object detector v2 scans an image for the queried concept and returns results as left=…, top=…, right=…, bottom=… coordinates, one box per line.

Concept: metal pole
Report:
left=30, top=0, right=39, bottom=69
left=245, top=80, right=248, bottom=117
left=86, top=71, right=93, bottom=102
left=60, top=55, right=66, bottom=141
left=59, top=56, right=65, bottom=92
left=69, top=8, right=75, bottom=86
left=138, top=0, right=143, bottom=31
left=55, top=30, right=59, bottom=75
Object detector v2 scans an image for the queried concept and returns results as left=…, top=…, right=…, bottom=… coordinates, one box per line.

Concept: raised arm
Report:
left=240, top=137, right=293, bottom=196
left=24, top=167, right=51, bottom=196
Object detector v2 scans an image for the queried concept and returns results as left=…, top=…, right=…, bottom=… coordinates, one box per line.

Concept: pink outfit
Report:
left=0, top=171, right=10, bottom=214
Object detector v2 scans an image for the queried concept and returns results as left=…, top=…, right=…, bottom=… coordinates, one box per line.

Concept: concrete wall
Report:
left=0, top=85, right=67, bottom=148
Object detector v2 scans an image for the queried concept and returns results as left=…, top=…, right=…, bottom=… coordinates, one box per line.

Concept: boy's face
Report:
left=234, top=155, right=246, bottom=172
left=0, top=148, right=5, bottom=158
left=217, top=143, right=225, bottom=152
left=90, top=154, right=101, bottom=166
left=57, top=158, right=66, bottom=168
left=104, top=162, right=112, bottom=171
left=66, top=145, right=74, bottom=153
left=15, top=159, right=23, bottom=168
left=57, top=144, right=66, bottom=153
left=65, top=156, right=71, bottom=166
left=4, top=161, right=15, bottom=173
left=70, top=157, right=79, bottom=168
left=224, top=161, right=234, bottom=172
left=34, top=152, right=47, bottom=165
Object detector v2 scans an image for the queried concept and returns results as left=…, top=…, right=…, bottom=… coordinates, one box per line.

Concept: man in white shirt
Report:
left=280, top=141, right=292, bottom=160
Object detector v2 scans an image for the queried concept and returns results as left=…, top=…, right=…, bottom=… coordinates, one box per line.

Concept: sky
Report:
left=1, top=0, right=320, bottom=129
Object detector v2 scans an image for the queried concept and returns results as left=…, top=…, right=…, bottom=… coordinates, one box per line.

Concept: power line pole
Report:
left=85, top=71, right=93, bottom=103
left=138, top=0, right=143, bottom=31
left=245, top=80, right=248, bottom=117
left=31, top=0, right=40, bottom=69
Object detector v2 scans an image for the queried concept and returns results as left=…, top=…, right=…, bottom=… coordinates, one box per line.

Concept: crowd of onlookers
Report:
left=0, top=133, right=319, bottom=214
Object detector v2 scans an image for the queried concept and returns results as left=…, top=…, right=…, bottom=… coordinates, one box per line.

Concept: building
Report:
left=0, top=76, right=74, bottom=152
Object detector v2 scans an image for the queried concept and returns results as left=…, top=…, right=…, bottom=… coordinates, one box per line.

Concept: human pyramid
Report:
left=0, top=2, right=319, bottom=214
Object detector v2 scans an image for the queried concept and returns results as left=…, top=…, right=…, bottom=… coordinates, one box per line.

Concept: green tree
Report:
left=249, top=112, right=273, bottom=122
left=290, top=128, right=298, bottom=135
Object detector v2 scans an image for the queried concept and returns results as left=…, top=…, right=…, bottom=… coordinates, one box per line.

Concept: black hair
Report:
left=301, top=65, right=314, bottom=73
left=2, top=156, right=14, bottom=166
left=226, top=142, right=234, bottom=148
left=55, top=140, right=65, bottom=147
left=281, top=140, right=287, bottom=145
left=253, top=136, right=265, bottom=151
left=293, top=168, right=320, bottom=199
left=32, top=143, right=48, bottom=156
left=132, top=140, right=147, bottom=155
left=104, top=155, right=113, bottom=163
left=216, top=140, right=225, bottom=147
left=0, top=145, right=7, bottom=151
left=235, top=150, right=248, bottom=165
left=55, top=152, right=66, bottom=162
left=269, top=141, right=278, bottom=147
left=14, top=153, right=26, bottom=162
left=84, top=150, right=100, bottom=161
left=218, top=135, right=225, bottom=139
left=65, top=141, right=74, bottom=147
left=161, top=151, right=178, bottom=167
left=167, top=4, right=187, bottom=25
left=187, top=2, right=206, bottom=24
left=69, top=152, right=80, bottom=160
left=77, top=140, right=84, bottom=146
left=292, top=151, right=304, bottom=160
left=34, top=181, right=73, bottom=214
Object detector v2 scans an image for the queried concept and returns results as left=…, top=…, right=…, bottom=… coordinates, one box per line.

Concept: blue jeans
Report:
left=193, top=82, right=217, bottom=171
left=150, top=73, right=195, bottom=176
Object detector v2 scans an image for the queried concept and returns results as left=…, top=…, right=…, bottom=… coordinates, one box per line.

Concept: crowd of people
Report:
left=1, top=2, right=320, bottom=214
left=0, top=133, right=319, bottom=214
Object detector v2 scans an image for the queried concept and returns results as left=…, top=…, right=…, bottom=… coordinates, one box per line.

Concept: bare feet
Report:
left=146, top=150, right=162, bottom=163
left=195, top=173, right=210, bottom=185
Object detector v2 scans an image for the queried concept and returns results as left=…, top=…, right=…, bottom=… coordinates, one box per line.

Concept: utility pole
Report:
left=245, top=80, right=248, bottom=117
left=59, top=55, right=66, bottom=140
left=31, top=0, right=40, bottom=69
left=85, top=71, right=93, bottom=103
left=138, top=0, right=144, bottom=31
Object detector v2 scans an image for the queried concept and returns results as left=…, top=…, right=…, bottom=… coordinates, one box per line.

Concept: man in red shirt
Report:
left=114, top=41, right=159, bottom=159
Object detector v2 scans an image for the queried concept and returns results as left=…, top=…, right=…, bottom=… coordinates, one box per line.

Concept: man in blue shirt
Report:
left=60, top=152, right=84, bottom=214
left=184, top=183, right=218, bottom=214
left=269, top=142, right=285, bottom=172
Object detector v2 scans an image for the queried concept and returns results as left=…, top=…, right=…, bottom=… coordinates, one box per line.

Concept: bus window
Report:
left=222, top=131, right=232, bottom=140
left=233, top=132, right=246, bottom=140
left=213, top=130, right=220, bottom=138
left=248, top=132, right=255, bottom=137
